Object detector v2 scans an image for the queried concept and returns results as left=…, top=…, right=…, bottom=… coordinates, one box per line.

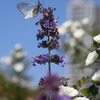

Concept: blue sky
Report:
left=0, top=0, right=100, bottom=86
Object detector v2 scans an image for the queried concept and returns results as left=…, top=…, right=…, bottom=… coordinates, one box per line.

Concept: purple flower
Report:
left=43, top=20, right=58, bottom=29
left=37, top=75, right=60, bottom=100
left=60, top=56, right=67, bottom=67
left=36, top=94, right=72, bottom=100
left=31, top=54, right=50, bottom=66
left=31, top=6, right=68, bottom=100
left=37, top=75, right=70, bottom=100
left=40, top=7, right=56, bottom=15
left=59, top=79, right=68, bottom=86
left=36, top=94, right=47, bottom=100
left=38, top=76, right=68, bottom=87
left=43, top=75, right=60, bottom=94
left=59, top=96, right=72, bottom=100
left=37, top=30, right=44, bottom=40
left=36, top=7, right=60, bottom=40
left=31, top=54, right=66, bottom=67
left=37, top=39, right=60, bottom=50
left=55, top=34, right=60, bottom=39
left=44, top=20, right=49, bottom=28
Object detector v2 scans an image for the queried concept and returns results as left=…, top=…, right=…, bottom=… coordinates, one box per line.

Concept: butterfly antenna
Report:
left=41, top=0, right=45, bottom=4
left=38, top=0, right=40, bottom=4
left=41, top=0, right=45, bottom=8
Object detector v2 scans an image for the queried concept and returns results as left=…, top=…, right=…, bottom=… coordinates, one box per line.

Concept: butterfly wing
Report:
left=17, top=1, right=42, bottom=19
left=17, top=2, right=36, bottom=15
left=32, top=0, right=42, bottom=18
left=32, top=4, right=42, bottom=18
left=24, top=9, right=33, bottom=19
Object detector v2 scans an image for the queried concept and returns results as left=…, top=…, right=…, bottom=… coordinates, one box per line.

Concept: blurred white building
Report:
left=68, top=0, right=100, bottom=22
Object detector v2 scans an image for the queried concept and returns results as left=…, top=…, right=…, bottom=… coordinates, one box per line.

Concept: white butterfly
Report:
left=17, top=0, right=42, bottom=19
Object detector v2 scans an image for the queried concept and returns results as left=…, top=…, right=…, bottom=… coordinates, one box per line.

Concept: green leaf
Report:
left=86, top=76, right=89, bottom=80
left=81, top=88, right=92, bottom=97
left=72, top=85, right=78, bottom=90
left=80, top=77, right=86, bottom=83
left=76, top=80, right=81, bottom=86
left=65, top=78, right=70, bottom=80
left=61, top=77, right=65, bottom=80
left=89, top=84, right=98, bottom=96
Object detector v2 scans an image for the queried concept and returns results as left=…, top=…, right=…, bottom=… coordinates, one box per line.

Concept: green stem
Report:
left=48, top=35, right=51, bottom=76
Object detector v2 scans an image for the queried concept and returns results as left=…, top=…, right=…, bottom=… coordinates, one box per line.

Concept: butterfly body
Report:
left=17, top=0, right=42, bottom=19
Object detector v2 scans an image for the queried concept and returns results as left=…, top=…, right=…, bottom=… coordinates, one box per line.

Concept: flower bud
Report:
left=93, top=34, right=100, bottom=44
left=85, top=51, right=99, bottom=66
left=92, top=69, right=100, bottom=82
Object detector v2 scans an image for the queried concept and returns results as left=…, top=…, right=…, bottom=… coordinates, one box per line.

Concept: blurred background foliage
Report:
left=0, top=44, right=41, bottom=100
left=0, top=73, right=40, bottom=100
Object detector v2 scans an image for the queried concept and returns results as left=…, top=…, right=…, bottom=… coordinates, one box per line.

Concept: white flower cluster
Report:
left=85, top=34, right=100, bottom=66
left=58, top=85, right=89, bottom=100
left=58, top=18, right=93, bottom=56
left=58, top=17, right=91, bottom=39
left=11, top=44, right=27, bottom=59
left=13, top=63, right=24, bottom=72
left=0, top=56, right=12, bottom=65
left=58, top=85, right=78, bottom=97
left=85, top=34, right=100, bottom=82
left=73, top=97, right=89, bottom=100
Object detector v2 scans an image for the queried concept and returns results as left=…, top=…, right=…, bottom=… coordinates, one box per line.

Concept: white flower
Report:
left=74, top=97, right=89, bottom=100
left=62, top=20, right=73, bottom=30
left=14, top=43, right=23, bottom=51
left=81, top=17, right=90, bottom=26
left=70, top=21, right=81, bottom=33
left=15, top=52, right=26, bottom=59
left=92, top=69, right=100, bottom=82
left=13, top=63, right=24, bottom=72
left=68, top=38, right=76, bottom=47
left=93, top=34, right=100, bottom=44
left=59, top=85, right=78, bottom=97
left=73, top=28, right=85, bottom=39
left=11, top=50, right=27, bottom=59
left=85, top=51, right=99, bottom=66
left=0, top=56, right=12, bottom=65
left=58, top=26, right=66, bottom=35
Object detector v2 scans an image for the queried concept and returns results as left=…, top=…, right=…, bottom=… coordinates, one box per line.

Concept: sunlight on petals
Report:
left=92, top=69, right=100, bottom=82
left=74, top=97, right=89, bottom=100
left=85, top=51, right=99, bottom=66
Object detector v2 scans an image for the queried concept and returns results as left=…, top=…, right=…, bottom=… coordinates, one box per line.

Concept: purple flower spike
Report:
left=37, top=39, right=60, bottom=50
left=37, top=30, right=44, bottom=40
left=60, top=56, right=67, bottom=67
left=31, top=54, right=66, bottom=67
left=44, top=20, right=49, bottom=28
left=43, top=75, right=60, bottom=93
left=36, top=93, right=72, bottom=100
left=36, top=7, right=60, bottom=40
left=32, top=7, right=66, bottom=68
left=37, top=75, right=71, bottom=100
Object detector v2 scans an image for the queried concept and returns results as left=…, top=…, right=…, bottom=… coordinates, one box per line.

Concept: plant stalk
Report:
left=48, top=34, right=51, bottom=76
